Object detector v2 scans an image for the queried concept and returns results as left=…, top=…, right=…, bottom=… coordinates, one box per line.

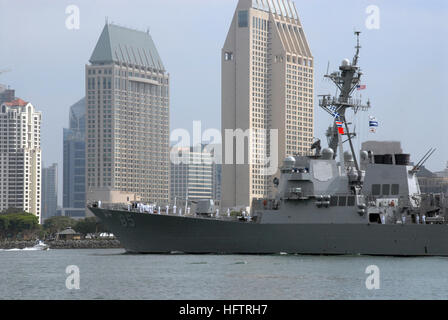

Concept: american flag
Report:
left=357, top=85, right=367, bottom=90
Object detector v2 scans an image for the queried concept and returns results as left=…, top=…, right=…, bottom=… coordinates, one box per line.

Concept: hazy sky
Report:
left=0, top=0, right=447, bottom=205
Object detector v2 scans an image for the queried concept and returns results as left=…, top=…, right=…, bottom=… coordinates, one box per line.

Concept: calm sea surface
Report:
left=1, top=248, right=447, bottom=300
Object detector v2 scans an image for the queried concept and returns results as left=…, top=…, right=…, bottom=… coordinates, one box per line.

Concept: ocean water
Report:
left=1, top=248, right=448, bottom=300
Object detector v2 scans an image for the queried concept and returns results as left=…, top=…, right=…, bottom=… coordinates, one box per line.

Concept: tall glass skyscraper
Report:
left=42, top=163, right=58, bottom=221
left=62, top=98, right=86, bottom=218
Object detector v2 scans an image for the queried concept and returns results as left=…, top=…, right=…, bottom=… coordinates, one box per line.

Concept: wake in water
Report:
left=0, top=241, right=50, bottom=252
left=0, top=247, right=50, bottom=252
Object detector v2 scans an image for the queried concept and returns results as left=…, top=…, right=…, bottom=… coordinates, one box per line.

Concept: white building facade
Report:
left=170, top=146, right=214, bottom=203
left=0, top=99, right=42, bottom=222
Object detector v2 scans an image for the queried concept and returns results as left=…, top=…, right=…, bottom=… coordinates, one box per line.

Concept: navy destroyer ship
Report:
left=88, top=33, right=448, bottom=256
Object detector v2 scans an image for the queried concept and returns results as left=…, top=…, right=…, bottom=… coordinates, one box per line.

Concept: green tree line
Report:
left=0, top=208, right=109, bottom=240
left=0, top=209, right=40, bottom=240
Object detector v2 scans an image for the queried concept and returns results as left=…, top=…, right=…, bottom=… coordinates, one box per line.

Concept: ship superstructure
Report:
left=251, top=32, right=442, bottom=227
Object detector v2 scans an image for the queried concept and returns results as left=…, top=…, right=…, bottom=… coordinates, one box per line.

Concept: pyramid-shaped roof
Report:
left=89, top=23, right=165, bottom=71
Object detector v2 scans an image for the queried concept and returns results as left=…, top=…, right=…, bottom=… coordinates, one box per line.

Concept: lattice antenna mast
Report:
left=352, top=31, right=361, bottom=67
left=318, top=32, right=371, bottom=171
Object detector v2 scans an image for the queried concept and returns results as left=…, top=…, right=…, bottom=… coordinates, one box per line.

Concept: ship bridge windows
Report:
left=372, top=184, right=400, bottom=196
left=382, top=184, right=390, bottom=196
left=347, top=196, right=356, bottom=206
left=329, top=196, right=355, bottom=207
left=372, top=184, right=381, bottom=196
left=391, top=184, right=400, bottom=195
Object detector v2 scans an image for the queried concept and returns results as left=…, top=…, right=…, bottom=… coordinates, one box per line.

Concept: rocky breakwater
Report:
left=0, top=239, right=122, bottom=250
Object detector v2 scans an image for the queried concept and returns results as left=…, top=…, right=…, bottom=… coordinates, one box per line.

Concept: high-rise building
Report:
left=0, top=85, right=15, bottom=105
left=63, top=98, right=86, bottom=218
left=170, top=146, right=213, bottom=203
left=86, top=23, right=170, bottom=204
left=221, top=0, right=314, bottom=209
left=0, top=98, right=42, bottom=222
left=42, top=163, right=58, bottom=221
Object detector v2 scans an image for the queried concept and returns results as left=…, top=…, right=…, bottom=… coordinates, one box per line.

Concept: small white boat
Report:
left=31, top=241, right=49, bottom=251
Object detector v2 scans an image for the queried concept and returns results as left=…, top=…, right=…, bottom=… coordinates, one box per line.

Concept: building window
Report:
left=238, top=10, right=248, bottom=28
left=224, top=52, right=234, bottom=61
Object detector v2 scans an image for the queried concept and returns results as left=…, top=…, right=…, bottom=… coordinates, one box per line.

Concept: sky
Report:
left=0, top=0, right=447, bottom=205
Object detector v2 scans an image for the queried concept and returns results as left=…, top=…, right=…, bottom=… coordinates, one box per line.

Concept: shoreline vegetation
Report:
left=0, top=239, right=122, bottom=250
left=0, top=209, right=116, bottom=248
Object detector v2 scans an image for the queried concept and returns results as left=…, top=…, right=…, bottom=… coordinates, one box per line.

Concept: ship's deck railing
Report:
left=91, top=202, right=252, bottom=222
left=95, top=202, right=191, bottom=215
left=319, top=96, right=364, bottom=107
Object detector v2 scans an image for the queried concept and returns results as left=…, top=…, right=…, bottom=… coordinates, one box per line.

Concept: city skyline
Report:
left=0, top=0, right=447, bottom=206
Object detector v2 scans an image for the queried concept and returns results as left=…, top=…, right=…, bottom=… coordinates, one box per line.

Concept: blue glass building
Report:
left=62, top=98, right=86, bottom=218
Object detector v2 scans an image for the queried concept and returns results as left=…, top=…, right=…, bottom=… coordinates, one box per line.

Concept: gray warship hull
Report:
left=90, top=207, right=448, bottom=256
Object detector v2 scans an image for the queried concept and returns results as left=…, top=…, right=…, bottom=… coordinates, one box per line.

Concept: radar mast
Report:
left=318, top=31, right=371, bottom=177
